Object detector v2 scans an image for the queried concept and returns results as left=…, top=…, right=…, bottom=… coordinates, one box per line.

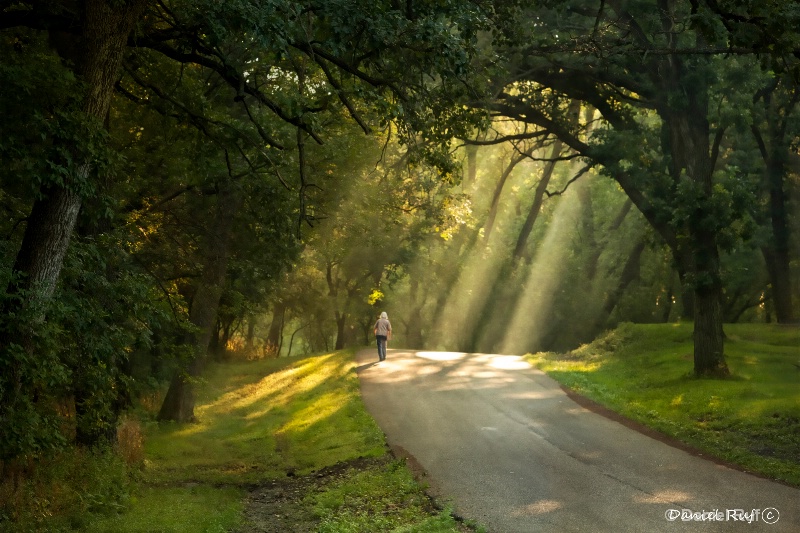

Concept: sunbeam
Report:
left=498, top=180, right=584, bottom=355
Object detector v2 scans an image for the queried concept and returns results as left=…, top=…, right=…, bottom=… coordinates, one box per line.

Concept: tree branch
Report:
left=544, top=164, right=594, bottom=198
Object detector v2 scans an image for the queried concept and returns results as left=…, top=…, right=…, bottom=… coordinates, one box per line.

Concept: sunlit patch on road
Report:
left=511, top=499, right=563, bottom=516
left=489, top=355, right=531, bottom=370
left=633, top=489, right=692, bottom=504
left=505, top=390, right=560, bottom=400
left=416, top=351, right=468, bottom=361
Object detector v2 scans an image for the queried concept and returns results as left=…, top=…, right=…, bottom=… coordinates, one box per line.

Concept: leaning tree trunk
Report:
left=483, top=143, right=537, bottom=242
left=158, top=181, right=242, bottom=422
left=512, top=138, right=562, bottom=263
left=5, top=0, right=145, bottom=303
left=0, top=0, right=146, bottom=446
left=512, top=101, right=581, bottom=263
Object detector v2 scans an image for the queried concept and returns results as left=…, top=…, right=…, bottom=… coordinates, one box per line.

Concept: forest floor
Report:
left=237, top=456, right=386, bottom=533
left=236, top=454, right=475, bottom=532
left=236, top=453, right=479, bottom=533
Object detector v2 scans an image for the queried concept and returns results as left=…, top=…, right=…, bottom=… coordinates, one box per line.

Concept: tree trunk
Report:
left=5, top=1, right=145, bottom=302
left=266, top=301, right=286, bottom=355
left=334, top=311, right=347, bottom=350
left=512, top=101, right=581, bottom=263
left=0, top=1, right=146, bottom=446
left=512, top=138, right=562, bottom=263
left=158, top=181, right=242, bottom=422
left=464, top=144, right=478, bottom=190
left=663, top=105, right=728, bottom=375
left=659, top=276, right=675, bottom=323
left=244, top=316, right=256, bottom=356
left=594, top=239, right=646, bottom=331
left=757, top=129, right=796, bottom=323
left=483, top=143, right=538, bottom=241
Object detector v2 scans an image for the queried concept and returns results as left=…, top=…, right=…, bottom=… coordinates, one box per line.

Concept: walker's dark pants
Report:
left=376, top=335, right=387, bottom=361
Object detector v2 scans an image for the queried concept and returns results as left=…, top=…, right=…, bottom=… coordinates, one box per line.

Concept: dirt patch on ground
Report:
left=235, top=456, right=386, bottom=533
left=236, top=450, right=476, bottom=532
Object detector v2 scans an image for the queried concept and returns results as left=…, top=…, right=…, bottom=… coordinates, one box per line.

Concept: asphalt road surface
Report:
left=357, top=348, right=800, bottom=532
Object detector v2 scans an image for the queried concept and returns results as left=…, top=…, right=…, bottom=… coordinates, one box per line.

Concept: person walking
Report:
left=373, top=311, right=392, bottom=361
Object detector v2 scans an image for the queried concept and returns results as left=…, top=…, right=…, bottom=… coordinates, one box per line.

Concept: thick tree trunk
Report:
left=158, top=182, right=242, bottom=422
left=10, top=185, right=83, bottom=301
left=0, top=1, right=146, bottom=447
left=663, top=105, right=728, bottom=376
left=761, top=147, right=795, bottom=323
left=334, top=311, right=347, bottom=350
left=266, top=301, right=287, bottom=354
left=693, top=279, right=726, bottom=375
left=6, top=1, right=145, bottom=301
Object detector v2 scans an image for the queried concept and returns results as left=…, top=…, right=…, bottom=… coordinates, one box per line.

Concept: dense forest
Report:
left=1, top=0, right=798, bottom=502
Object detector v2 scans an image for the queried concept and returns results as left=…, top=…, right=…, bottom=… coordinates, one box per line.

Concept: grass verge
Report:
left=525, top=322, right=800, bottom=487
left=84, top=348, right=473, bottom=532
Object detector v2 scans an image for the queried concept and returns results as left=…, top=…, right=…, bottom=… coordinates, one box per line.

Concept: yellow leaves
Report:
left=367, top=289, right=384, bottom=305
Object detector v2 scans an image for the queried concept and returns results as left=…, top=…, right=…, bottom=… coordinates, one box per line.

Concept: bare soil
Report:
left=235, top=456, right=385, bottom=533
left=235, top=453, right=473, bottom=532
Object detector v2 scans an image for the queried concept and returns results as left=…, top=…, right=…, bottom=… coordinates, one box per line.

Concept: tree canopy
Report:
left=1, top=0, right=798, bottom=478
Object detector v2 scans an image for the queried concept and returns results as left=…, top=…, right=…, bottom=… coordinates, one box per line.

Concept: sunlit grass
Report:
left=142, top=349, right=385, bottom=486
left=526, top=323, right=800, bottom=486
left=87, top=348, right=469, bottom=532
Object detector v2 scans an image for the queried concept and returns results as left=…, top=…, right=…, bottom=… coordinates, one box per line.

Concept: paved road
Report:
left=357, top=348, right=800, bottom=532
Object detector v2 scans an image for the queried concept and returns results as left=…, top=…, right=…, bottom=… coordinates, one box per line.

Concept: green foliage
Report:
left=0, top=230, right=182, bottom=461
left=0, top=447, right=133, bottom=532
left=310, top=460, right=464, bottom=533
left=0, top=33, right=119, bottom=201
left=0, top=276, right=71, bottom=461
left=142, top=349, right=384, bottom=485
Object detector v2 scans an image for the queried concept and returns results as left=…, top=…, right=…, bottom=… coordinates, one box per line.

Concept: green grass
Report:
left=526, top=322, right=800, bottom=486
left=85, top=486, right=242, bottom=533
left=141, top=349, right=385, bottom=485
left=85, top=348, right=470, bottom=532
left=310, top=459, right=469, bottom=533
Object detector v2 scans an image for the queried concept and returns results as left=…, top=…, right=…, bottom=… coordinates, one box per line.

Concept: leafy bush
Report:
left=0, top=446, right=133, bottom=532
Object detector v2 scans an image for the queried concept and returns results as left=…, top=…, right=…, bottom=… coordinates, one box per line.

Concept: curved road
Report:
left=357, top=348, right=800, bottom=532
